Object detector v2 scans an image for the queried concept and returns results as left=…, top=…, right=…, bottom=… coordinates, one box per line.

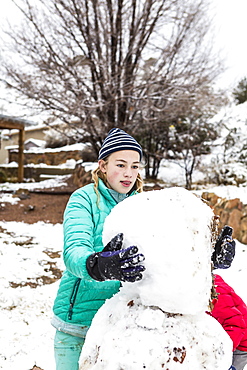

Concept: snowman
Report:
left=80, top=187, right=232, bottom=369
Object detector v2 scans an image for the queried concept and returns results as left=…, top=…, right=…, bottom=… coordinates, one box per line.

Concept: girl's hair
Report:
left=92, top=157, right=143, bottom=205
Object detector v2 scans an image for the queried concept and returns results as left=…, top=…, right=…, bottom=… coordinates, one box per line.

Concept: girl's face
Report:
left=99, top=150, right=141, bottom=194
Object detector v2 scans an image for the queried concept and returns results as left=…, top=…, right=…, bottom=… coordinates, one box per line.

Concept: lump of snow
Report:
left=80, top=187, right=232, bottom=370
left=103, top=187, right=214, bottom=315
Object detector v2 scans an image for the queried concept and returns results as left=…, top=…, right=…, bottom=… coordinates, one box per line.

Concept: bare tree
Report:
left=0, top=0, right=223, bottom=158
left=168, top=118, right=218, bottom=190
left=136, top=84, right=227, bottom=183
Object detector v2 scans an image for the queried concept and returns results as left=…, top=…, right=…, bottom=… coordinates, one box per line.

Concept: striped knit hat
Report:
left=98, top=128, right=143, bottom=160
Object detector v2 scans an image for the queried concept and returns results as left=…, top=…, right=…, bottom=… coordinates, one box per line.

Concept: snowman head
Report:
left=102, top=187, right=215, bottom=314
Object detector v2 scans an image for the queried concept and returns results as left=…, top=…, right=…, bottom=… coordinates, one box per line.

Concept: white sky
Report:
left=0, top=0, right=247, bottom=100
left=211, top=0, right=247, bottom=89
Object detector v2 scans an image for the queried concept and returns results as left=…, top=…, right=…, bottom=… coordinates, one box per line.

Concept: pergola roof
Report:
left=0, top=114, right=34, bottom=130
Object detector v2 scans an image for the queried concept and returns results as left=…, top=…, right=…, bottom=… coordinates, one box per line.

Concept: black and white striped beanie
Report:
left=98, top=128, right=143, bottom=160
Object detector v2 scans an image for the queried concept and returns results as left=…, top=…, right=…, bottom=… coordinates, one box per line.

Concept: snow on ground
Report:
left=195, top=184, right=247, bottom=205
left=0, top=221, right=64, bottom=370
left=1, top=174, right=247, bottom=369
left=0, top=175, right=69, bottom=193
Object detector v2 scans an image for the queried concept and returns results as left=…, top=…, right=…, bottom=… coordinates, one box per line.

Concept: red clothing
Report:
left=210, top=274, right=247, bottom=351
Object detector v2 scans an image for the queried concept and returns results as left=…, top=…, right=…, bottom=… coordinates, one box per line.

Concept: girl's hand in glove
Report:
left=86, top=233, right=145, bottom=282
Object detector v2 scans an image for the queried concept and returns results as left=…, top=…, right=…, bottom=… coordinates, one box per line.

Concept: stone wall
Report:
left=0, top=164, right=74, bottom=182
left=9, top=149, right=83, bottom=165
left=201, top=192, right=247, bottom=244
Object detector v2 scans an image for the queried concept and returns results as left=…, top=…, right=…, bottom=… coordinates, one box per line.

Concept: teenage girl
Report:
left=51, top=128, right=145, bottom=370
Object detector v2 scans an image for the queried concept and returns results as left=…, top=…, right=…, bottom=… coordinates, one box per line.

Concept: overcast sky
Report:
left=212, top=0, right=247, bottom=89
left=0, top=0, right=246, bottom=110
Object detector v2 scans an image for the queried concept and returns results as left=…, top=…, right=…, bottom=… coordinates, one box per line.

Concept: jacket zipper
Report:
left=68, top=278, right=81, bottom=320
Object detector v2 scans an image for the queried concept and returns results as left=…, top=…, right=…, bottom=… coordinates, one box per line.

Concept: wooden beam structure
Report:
left=0, top=115, right=25, bottom=182
left=0, top=121, right=24, bottom=130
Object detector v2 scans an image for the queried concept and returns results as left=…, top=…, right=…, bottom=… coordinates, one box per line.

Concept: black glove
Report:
left=212, top=225, right=236, bottom=269
left=86, top=233, right=145, bottom=282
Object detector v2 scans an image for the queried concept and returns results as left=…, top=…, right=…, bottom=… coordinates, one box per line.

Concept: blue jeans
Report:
left=54, top=330, right=86, bottom=370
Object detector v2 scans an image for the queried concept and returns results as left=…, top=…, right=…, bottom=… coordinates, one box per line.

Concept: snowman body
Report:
left=80, top=188, right=232, bottom=369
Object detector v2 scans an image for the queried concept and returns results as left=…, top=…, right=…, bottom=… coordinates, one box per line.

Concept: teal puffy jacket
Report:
left=53, top=179, right=134, bottom=328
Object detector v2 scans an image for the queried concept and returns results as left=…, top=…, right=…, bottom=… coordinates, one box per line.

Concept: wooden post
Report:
left=18, top=128, right=25, bottom=182
left=0, top=117, right=26, bottom=182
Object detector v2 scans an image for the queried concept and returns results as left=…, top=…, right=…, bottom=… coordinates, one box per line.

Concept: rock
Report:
left=13, top=188, right=30, bottom=200
left=201, top=192, right=247, bottom=244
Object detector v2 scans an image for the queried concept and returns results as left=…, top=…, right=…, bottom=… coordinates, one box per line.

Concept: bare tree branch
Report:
left=0, top=0, right=224, bottom=164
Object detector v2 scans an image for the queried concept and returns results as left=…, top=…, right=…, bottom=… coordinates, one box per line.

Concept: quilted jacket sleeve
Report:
left=62, top=186, right=100, bottom=280
left=211, top=275, right=246, bottom=351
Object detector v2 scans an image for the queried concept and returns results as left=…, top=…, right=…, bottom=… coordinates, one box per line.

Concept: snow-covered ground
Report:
left=1, top=173, right=247, bottom=369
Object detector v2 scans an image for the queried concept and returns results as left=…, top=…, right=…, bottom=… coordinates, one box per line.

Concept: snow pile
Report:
left=0, top=221, right=64, bottom=370
left=0, top=175, right=69, bottom=192
left=80, top=187, right=232, bottom=370
left=0, top=193, right=19, bottom=204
